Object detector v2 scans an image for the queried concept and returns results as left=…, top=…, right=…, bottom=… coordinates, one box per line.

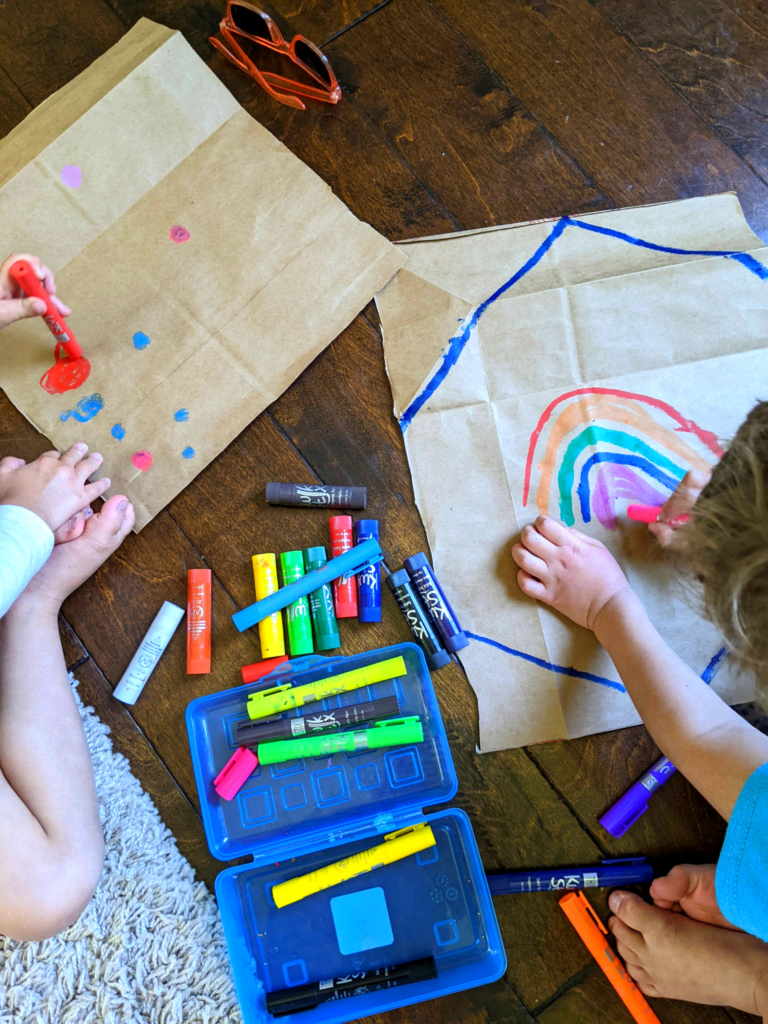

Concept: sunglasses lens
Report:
left=294, top=39, right=331, bottom=84
left=231, top=4, right=271, bottom=39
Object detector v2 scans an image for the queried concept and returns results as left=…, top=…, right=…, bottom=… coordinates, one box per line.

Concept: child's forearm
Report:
left=594, top=590, right=768, bottom=820
left=0, top=594, right=102, bottom=882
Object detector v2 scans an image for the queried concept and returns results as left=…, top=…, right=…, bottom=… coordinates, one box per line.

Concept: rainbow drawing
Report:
left=523, top=388, right=724, bottom=528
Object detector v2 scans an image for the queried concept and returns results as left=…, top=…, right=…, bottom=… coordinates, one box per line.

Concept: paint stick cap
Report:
left=386, top=569, right=410, bottom=591
left=355, top=519, right=379, bottom=542
left=280, top=550, right=305, bottom=573
left=303, top=546, right=327, bottom=569
left=428, top=649, right=452, bottom=671
left=348, top=487, right=367, bottom=509
left=403, top=552, right=429, bottom=574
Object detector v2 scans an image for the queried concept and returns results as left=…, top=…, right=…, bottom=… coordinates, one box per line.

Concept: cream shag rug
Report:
left=0, top=679, right=246, bottom=1024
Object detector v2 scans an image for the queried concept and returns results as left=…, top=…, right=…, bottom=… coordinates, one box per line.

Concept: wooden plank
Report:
left=0, top=0, right=124, bottom=105
left=72, top=654, right=222, bottom=890
left=538, top=968, right=744, bottom=1024
left=367, top=977, right=536, bottom=1024
left=431, top=0, right=768, bottom=239
left=0, top=64, right=30, bottom=135
left=529, top=725, right=729, bottom=866
left=593, top=0, right=768, bottom=184
left=320, top=0, right=610, bottom=229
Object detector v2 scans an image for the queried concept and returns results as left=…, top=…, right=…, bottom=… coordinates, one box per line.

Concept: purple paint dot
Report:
left=169, top=225, right=190, bottom=245
left=61, top=165, right=82, bottom=188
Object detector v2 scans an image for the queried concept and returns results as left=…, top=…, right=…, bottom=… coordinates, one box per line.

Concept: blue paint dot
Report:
left=60, top=393, right=103, bottom=423
left=133, top=331, right=151, bottom=350
left=174, top=408, right=189, bottom=422
left=111, top=423, right=126, bottom=441
left=182, top=446, right=196, bottom=459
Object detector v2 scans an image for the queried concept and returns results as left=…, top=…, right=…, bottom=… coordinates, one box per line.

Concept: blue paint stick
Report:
left=355, top=520, right=381, bottom=622
left=404, top=552, right=468, bottom=653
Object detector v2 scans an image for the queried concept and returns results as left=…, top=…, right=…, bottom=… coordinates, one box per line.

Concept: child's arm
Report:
left=512, top=515, right=768, bottom=821
left=0, top=593, right=103, bottom=940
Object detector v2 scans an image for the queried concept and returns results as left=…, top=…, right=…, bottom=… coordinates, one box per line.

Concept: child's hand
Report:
left=0, top=445, right=110, bottom=533
left=0, top=253, right=71, bottom=330
left=511, top=515, right=632, bottom=631
left=648, top=468, right=712, bottom=548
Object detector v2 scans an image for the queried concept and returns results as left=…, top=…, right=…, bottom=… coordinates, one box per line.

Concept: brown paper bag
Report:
left=376, top=194, right=764, bottom=750
left=0, top=19, right=404, bottom=530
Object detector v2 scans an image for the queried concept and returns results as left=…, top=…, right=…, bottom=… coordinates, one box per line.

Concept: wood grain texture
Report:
left=593, top=0, right=768, bottom=183
left=0, top=0, right=124, bottom=105
left=432, top=0, right=768, bottom=239
left=538, top=969, right=754, bottom=1023
left=1, top=0, right=767, bottom=1019
left=320, top=0, right=610, bottom=228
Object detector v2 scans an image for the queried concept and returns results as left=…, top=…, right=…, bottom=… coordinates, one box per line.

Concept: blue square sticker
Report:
left=330, top=887, right=394, bottom=956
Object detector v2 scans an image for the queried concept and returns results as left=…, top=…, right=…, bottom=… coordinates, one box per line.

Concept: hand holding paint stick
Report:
left=7, top=259, right=81, bottom=357
left=627, top=504, right=690, bottom=526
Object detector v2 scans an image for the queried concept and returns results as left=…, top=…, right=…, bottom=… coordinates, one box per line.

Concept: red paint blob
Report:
left=131, top=450, right=154, bottom=472
left=39, top=343, right=91, bottom=395
left=169, top=225, right=190, bottom=244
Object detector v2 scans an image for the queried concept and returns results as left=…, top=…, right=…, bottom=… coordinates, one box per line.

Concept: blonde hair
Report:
left=680, top=401, right=768, bottom=692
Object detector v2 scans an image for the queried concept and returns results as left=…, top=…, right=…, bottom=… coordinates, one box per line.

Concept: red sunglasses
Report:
left=210, top=1, right=341, bottom=110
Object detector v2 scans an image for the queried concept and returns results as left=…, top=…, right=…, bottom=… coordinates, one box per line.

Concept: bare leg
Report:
left=0, top=495, right=134, bottom=940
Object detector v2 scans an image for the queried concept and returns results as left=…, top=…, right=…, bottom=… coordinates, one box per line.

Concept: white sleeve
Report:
left=0, top=505, right=54, bottom=618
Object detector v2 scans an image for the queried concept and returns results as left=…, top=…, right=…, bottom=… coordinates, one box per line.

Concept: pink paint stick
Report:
left=8, top=260, right=82, bottom=360
left=627, top=504, right=690, bottom=525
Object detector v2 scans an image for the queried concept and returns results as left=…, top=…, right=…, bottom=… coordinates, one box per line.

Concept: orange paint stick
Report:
left=559, top=892, right=662, bottom=1024
left=187, top=569, right=211, bottom=674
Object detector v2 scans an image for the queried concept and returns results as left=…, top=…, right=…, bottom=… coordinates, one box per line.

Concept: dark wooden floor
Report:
left=1, top=1, right=767, bottom=1021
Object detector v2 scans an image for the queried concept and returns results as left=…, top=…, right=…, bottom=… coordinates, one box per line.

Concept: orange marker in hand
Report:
left=8, top=259, right=82, bottom=359
left=559, top=892, right=662, bottom=1024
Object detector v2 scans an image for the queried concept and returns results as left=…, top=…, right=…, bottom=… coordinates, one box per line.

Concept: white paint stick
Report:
left=113, top=601, right=185, bottom=704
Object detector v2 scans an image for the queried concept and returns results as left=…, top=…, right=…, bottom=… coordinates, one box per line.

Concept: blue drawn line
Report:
left=577, top=452, right=683, bottom=524
left=400, top=217, right=768, bottom=431
left=60, top=393, right=103, bottom=423
left=399, top=218, right=569, bottom=432
left=465, top=630, right=627, bottom=692
left=467, top=631, right=729, bottom=694
left=702, top=646, right=728, bottom=684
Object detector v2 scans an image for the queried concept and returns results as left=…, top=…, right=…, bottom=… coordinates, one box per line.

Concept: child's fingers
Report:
left=534, top=514, right=571, bottom=546
left=521, top=522, right=555, bottom=557
left=647, top=521, right=678, bottom=548
left=659, top=468, right=710, bottom=522
left=0, top=296, right=47, bottom=321
left=512, top=545, right=548, bottom=579
left=36, top=263, right=56, bottom=294
left=51, top=295, right=71, bottom=317
left=0, top=456, right=25, bottom=471
left=74, top=452, right=103, bottom=482
left=83, top=476, right=111, bottom=503
left=53, top=514, right=87, bottom=545
left=58, top=442, right=89, bottom=467
left=517, top=570, right=547, bottom=601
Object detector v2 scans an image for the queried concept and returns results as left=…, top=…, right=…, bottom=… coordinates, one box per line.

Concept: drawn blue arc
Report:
left=466, top=631, right=727, bottom=693
left=399, top=217, right=768, bottom=432
left=577, top=452, right=684, bottom=524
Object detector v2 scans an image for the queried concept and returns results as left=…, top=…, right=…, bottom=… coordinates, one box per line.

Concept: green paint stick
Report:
left=280, top=550, right=314, bottom=656
left=303, top=546, right=340, bottom=651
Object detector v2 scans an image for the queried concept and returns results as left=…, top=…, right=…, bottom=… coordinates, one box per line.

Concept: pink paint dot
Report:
left=131, top=450, right=154, bottom=472
left=61, top=165, right=82, bottom=188
left=169, top=225, right=190, bottom=244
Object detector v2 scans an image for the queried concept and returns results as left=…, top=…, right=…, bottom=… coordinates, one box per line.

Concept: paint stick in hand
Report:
left=8, top=259, right=82, bottom=359
left=627, top=504, right=690, bottom=525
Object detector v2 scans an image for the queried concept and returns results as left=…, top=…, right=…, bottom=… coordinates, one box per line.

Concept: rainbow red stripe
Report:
left=523, top=388, right=723, bottom=528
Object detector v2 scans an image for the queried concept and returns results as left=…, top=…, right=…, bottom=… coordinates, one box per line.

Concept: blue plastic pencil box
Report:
left=186, top=642, right=506, bottom=1024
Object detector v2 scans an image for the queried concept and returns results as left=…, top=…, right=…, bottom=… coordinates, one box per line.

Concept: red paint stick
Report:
left=241, top=655, right=289, bottom=684
left=329, top=515, right=358, bottom=618
left=8, top=260, right=81, bottom=360
left=627, top=504, right=690, bottom=525
left=187, top=569, right=212, bottom=674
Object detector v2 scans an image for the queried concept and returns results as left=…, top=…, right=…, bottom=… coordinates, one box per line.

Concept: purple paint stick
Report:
left=599, top=756, right=677, bottom=837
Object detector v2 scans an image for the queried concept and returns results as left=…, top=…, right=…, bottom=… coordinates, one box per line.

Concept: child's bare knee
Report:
left=0, top=837, right=103, bottom=941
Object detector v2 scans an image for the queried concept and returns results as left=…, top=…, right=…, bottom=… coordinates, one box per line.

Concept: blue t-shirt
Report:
left=716, top=761, right=768, bottom=940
